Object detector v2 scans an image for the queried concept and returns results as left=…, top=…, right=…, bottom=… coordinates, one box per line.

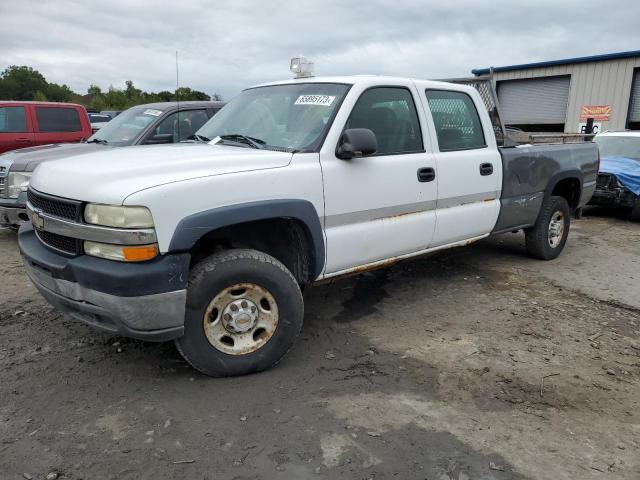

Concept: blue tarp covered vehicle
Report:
left=599, top=156, right=640, bottom=195
left=590, top=133, right=640, bottom=220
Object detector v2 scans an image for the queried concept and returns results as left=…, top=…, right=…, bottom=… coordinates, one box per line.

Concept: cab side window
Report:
left=345, top=87, right=423, bottom=155
left=0, top=106, right=27, bottom=132
left=153, top=109, right=209, bottom=142
left=35, top=107, right=81, bottom=132
left=425, top=90, right=486, bottom=151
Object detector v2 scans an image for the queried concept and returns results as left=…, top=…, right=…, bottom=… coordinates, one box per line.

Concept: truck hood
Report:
left=2, top=143, right=108, bottom=172
left=30, top=143, right=293, bottom=205
left=599, top=156, right=640, bottom=196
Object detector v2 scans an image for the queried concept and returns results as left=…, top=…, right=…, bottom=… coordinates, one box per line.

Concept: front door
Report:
left=320, top=84, right=438, bottom=275
left=0, top=105, right=34, bottom=153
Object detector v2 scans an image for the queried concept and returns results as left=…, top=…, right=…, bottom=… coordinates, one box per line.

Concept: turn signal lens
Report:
left=122, top=244, right=159, bottom=262
left=84, top=241, right=159, bottom=262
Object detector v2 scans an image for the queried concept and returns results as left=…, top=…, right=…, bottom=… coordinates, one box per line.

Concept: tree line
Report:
left=0, top=65, right=222, bottom=111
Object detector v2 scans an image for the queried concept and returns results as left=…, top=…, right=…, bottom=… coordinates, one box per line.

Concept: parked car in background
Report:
left=18, top=69, right=598, bottom=376
left=590, top=131, right=640, bottom=220
left=88, top=113, right=112, bottom=133
left=0, top=100, right=225, bottom=228
left=0, top=101, right=91, bottom=154
left=100, top=110, right=122, bottom=120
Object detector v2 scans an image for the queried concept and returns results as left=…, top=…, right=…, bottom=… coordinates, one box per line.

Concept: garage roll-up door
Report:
left=629, top=69, right=640, bottom=122
left=497, top=76, right=570, bottom=125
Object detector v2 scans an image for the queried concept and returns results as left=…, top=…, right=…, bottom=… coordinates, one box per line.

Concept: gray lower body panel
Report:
left=492, top=192, right=544, bottom=234
left=579, top=181, right=596, bottom=208
left=24, top=259, right=186, bottom=341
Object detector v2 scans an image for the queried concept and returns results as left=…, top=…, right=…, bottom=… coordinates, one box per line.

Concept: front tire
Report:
left=525, top=195, right=571, bottom=260
left=175, top=249, right=304, bottom=377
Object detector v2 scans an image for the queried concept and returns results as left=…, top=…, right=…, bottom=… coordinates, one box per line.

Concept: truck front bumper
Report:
left=0, top=194, right=28, bottom=227
left=19, top=223, right=190, bottom=341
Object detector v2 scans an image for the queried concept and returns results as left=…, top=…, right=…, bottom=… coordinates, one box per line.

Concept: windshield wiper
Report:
left=86, top=138, right=108, bottom=144
left=218, top=134, right=266, bottom=149
left=187, top=133, right=210, bottom=143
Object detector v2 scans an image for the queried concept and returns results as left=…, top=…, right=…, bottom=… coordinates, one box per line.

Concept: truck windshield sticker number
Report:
left=143, top=109, right=163, bottom=117
left=294, top=95, right=336, bottom=107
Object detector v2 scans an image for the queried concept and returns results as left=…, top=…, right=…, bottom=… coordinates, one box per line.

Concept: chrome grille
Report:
left=0, top=176, right=4, bottom=196
left=28, top=189, right=82, bottom=221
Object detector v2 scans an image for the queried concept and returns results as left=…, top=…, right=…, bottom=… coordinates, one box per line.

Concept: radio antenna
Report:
left=175, top=50, right=180, bottom=141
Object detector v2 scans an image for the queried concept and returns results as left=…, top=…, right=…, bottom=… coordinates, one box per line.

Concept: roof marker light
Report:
left=290, top=55, right=314, bottom=79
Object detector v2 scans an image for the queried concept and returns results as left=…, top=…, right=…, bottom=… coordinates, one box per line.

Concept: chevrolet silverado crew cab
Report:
left=0, top=101, right=224, bottom=228
left=18, top=64, right=598, bottom=377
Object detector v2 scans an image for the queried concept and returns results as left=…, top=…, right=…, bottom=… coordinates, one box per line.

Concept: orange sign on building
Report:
left=580, top=105, right=611, bottom=121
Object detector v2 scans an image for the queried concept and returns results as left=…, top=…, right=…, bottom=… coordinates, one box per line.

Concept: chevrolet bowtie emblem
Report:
left=31, top=209, right=45, bottom=230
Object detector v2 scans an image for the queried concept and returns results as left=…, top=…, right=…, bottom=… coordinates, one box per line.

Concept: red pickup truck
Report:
left=0, top=101, right=92, bottom=154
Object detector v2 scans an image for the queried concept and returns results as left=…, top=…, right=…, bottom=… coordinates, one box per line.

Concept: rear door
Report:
left=420, top=88, right=502, bottom=246
left=33, top=105, right=88, bottom=145
left=0, top=104, right=35, bottom=153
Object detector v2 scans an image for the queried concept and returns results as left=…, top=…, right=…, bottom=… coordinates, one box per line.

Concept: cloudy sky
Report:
left=1, top=0, right=639, bottom=100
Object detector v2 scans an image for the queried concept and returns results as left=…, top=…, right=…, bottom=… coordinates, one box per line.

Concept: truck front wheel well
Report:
left=551, top=178, right=581, bottom=211
left=189, top=218, right=316, bottom=285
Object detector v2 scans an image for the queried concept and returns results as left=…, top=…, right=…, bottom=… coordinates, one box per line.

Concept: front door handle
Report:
left=417, top=167, right=436, bottom=182
left=480, top=163, right=493, bottom=176
left=15, top=138, right=31, bottom=143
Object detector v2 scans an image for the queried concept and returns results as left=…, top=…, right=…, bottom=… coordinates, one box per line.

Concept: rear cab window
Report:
left=425, top=90, right=486, bottom=151
left=35, top=107, right=82, bottom=132
left=0, top=106, right=27, bottom=132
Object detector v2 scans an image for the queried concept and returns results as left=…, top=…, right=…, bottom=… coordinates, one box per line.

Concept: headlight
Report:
left=84, top=204, right=154, bottom=228
left=7, top=172, right=32, bottom=198
left=84, top=241, right=159, bottom=262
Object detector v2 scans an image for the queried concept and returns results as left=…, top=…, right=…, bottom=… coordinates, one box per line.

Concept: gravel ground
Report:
left=1, top=208, right=639, bottom=480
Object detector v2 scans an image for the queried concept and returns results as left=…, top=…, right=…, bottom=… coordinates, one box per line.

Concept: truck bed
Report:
left=492, top=142, right=599, bottom=234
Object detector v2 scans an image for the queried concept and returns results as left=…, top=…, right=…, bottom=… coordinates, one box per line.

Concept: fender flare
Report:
left=168, top=199, right=325, bottom=279
left=544, top=170, right=583, bottom=207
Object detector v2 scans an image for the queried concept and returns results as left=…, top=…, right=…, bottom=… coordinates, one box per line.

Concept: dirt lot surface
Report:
left=1, top=209, right=639, bottom=480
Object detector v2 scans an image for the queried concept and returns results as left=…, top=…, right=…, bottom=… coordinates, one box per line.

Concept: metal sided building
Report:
left=472, top=50, right=640, bottom=134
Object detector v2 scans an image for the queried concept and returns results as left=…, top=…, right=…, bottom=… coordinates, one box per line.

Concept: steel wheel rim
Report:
left=203, top=283, right=279, bottom=355
left=548, top=211, right=565, bottom=248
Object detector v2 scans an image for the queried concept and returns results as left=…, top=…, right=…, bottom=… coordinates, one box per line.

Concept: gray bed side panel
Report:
left=493, top=142, right=598, bottom=232
left=493, top=193, right=544, bottom=233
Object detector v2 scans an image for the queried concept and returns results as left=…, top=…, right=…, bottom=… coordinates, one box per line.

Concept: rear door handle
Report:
left=417, top=167, right=436, bottom=182
left=16, top=138, right=31, bottom=143
left=480, top=163, right=493, bottom=176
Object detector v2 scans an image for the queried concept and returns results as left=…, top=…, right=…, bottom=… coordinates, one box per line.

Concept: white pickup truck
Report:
left=19, top=63, right=599, bottom=376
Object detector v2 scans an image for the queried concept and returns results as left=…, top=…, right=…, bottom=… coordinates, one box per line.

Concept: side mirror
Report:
left=336, top=128, right=377, bottom=160
left=143, top=133, right=174, bottom=145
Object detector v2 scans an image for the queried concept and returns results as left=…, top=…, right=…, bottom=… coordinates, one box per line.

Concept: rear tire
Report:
left=525, top=195, right=571, bottom=260
left=175, top=249, right=304, bottom=377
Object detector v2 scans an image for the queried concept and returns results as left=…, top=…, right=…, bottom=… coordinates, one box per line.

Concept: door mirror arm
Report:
left=336, top=128, right=377, bottom=160
left=143, top=133, right=174, bottom=145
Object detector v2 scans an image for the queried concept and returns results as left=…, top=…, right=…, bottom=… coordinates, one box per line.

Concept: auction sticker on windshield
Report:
left=143, top=109, right=163, bottom=117
left=294, top=95, right=336, bottom=106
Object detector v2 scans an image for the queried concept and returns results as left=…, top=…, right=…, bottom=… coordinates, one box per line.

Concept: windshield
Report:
left=595, top=135, right=640, bottom=161
left=196, top=83, right=349, bottom=152
left=87, top=106, right=164, bottom=146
